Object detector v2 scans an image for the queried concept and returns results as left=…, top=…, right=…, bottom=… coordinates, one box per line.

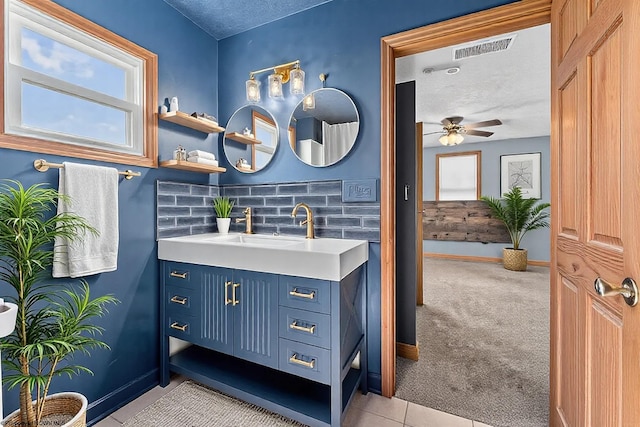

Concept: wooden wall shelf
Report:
left=159, top=111, right=225, bottom=134
left=225, top=132, right=262, bottom=145
left=160, top=160, right=226, bottom=174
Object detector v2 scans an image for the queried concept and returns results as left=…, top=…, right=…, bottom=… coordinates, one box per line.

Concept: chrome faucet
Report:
left=235, top=207, right=254, bottom=234
left=291, top=202, right=314, bottom=239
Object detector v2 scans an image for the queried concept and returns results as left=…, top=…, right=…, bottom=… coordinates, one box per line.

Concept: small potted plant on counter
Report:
left=0, top=181, right=118, bottom=427
left=213, top=196, right=234, bottom=234
left=481, top=186, right=550, bottom=271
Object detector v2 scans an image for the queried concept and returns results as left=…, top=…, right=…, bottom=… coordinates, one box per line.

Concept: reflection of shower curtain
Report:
left=322, top=121, right=358, bottom=164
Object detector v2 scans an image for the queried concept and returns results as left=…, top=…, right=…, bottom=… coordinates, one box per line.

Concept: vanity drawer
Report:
left=279, top=307, right=331, bottom=349
left=278, top=339, right=330, bottom=385
left=279, top=276, right=330, bottom=314
left=166, top=313, right=198, bottom=342
left=165, top=262, right=195, bottom=288
left=165, top=285, right=198, bottom=316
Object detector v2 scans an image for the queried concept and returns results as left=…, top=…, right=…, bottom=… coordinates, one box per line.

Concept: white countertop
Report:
left=157, top=233, right=369, bottom=281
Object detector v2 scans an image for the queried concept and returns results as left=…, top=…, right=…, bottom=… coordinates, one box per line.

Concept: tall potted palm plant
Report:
left=481, top=186, right=550, bottom=271
left=0, top=181, right=118, bottom=427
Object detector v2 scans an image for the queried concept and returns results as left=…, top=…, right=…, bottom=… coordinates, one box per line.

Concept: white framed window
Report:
left=1, top=0, right=158, bottom=167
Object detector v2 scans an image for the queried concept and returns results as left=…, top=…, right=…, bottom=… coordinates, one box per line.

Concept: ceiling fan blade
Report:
left=443, top=116, right=464, bottom=125
left=465, top=129, right=494, bottom=137
left=464, top=119, right=502, bottom=129
left=423, top=131, right=445, bottom=136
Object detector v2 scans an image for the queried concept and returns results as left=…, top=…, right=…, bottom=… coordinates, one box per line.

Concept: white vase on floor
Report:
left=216, top=218, right=231, bottom=234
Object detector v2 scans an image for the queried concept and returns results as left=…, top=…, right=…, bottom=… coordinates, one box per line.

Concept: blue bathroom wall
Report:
left=0, top=0, right=219, bottom=421
left=218, top=0, right=517, bottom=393
left=423, top=136, right=551, bottom=262
left=0, top=0, right=522, bottom=418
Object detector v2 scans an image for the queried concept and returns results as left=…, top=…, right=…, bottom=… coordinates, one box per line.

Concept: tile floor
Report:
left=94, top=376, right=493, bottom=427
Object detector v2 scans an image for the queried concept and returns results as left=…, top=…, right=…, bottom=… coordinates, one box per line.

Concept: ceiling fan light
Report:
left=439, top=132, right=464, bottom=146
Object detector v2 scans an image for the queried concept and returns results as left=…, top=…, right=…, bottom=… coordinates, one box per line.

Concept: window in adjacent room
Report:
left=1, top=0, right=158, bottom=167
left=436, top=151, right=481, bottom=201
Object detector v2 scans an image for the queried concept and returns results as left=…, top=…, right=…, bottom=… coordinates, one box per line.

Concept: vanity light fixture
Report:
left=245, top=60, right=305, bottom=102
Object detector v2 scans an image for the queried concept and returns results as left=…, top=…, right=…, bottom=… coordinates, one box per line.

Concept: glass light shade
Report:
left=302, top=93, right=315, bottom=111
left=246, top=78, right=260, bottom=103
left=439, top=132, right=464, bottom=146
left=268, top=73, right=284, bottom=100
left=290, top=67, right=305, bottom=95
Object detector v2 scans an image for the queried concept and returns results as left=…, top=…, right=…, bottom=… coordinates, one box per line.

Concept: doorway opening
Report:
left=379, top=0, right=553, bottom=406
left=393, top=22, right=551, bottom=426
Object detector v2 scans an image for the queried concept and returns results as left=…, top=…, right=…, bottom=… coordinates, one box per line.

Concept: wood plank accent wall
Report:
left=422, top=200, right=511, bottom=243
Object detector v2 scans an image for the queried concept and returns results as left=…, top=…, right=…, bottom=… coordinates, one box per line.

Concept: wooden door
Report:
left=551, top=0, right=640, bottom=425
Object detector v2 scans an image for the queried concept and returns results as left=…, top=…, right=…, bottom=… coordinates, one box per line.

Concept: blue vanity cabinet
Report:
left=160, top=260, right=367, bottom=427
left=161, top=262, right=278, bottom=367
left=230, top=269, right=279, bottom=368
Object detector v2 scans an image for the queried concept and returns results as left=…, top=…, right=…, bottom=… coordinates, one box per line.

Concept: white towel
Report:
left=187, top=157, right=219, bottom=167
left=53, top=162, right=119, bottom=278
left=187, top=150, right=215, bottom=160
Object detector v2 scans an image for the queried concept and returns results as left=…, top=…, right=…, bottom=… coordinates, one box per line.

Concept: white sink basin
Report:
left=158, top=233, right=368, bottom=281
left=199, top=233, right=306, bottom=248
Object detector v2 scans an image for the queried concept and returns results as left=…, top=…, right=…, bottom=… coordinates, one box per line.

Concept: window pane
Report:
left=21, top=83, right=126, bottom=146
left=21, top=28, right=126, bottom=99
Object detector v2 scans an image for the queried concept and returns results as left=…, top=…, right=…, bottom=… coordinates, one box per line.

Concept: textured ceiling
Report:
left=396, top=23, right=550, bottom=148
left=163, top=0, right=332, bottom=40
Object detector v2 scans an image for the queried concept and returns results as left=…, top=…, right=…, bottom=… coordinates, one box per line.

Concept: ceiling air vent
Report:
left=452, top=34, right=517, bottom=60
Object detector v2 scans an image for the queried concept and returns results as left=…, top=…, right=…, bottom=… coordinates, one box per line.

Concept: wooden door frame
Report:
left=379, top=0, right=552, bottom=397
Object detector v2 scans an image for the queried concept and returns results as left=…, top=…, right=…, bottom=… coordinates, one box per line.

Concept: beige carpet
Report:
left=395, top=258, right=549, bottom=427
left=123, top=380, right=306, bottom=427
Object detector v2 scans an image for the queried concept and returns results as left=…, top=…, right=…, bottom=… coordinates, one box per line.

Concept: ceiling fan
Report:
left=425, top=116, right=502, bottom=146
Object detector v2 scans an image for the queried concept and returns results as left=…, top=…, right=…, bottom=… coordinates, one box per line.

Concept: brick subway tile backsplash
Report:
left=156, top=180, right=380, bottom=242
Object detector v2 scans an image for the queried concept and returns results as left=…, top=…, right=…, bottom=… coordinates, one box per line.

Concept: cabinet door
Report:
left=198, top=266, right=234, bottom=355
left=232, top=270, right=279, bottom=368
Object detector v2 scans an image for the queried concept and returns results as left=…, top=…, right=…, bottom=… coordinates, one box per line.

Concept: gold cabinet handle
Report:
left=289, top=353, right=315, bottom=369
left=170, top=322, right=188, bottom=332
left=170, top=271, right=188, bottom=279
left=289, top=321, right=315, bottom=334
left=289, top=288, right=315, bottom=300
left=224, top=281, right=233, bottom=305
left=232, top=283, right=240, bottom=306
left=170, top=295, right=188, bottom=305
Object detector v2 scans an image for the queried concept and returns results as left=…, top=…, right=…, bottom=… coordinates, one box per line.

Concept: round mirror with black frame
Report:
left=288, top=88, right=359, bottom=167
left=223, top=105, right=279, bottom=173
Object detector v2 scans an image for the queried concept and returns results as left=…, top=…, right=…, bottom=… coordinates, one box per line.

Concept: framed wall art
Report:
left=500, top=152, right=541, bottom=199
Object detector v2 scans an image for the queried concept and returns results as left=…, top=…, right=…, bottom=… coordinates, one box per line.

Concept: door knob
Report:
left=594, top=277, right=638, bottom=307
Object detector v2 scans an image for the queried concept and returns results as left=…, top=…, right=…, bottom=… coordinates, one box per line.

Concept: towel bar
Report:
left=33, top=159, right=141, bottom=180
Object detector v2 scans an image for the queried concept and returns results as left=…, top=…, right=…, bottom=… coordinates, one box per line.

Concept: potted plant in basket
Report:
left=212, top=196, right=234, bottom=234
left=0, top=181, right=118, bottom=427
left=481, top=186, right=550, bottom=271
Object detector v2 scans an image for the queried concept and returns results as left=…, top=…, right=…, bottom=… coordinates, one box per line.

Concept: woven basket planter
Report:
left=3, top=392, right=87, bottom=427
left=503, top=248, right=528, bottom=271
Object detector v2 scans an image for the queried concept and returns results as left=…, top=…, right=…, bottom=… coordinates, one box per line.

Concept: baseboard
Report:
left=396, top=342, right=419, bottom=361
left=87, top=369, right=159, bottom=426
left=424, top=252, right=550, bottom=267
